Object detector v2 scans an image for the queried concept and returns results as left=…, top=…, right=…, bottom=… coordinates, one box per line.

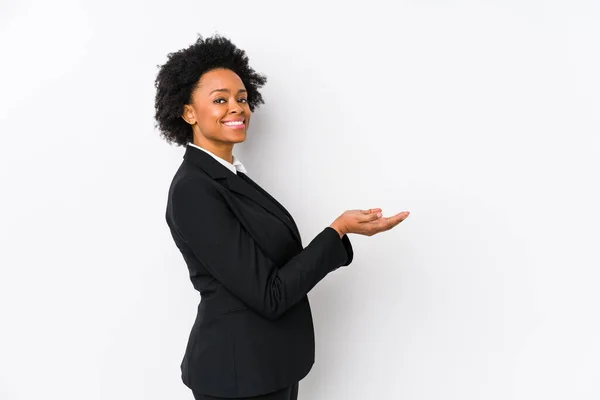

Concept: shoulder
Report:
left=166, top=163, right=232, bottom=228
left=168, top=161, right=224, bottom=203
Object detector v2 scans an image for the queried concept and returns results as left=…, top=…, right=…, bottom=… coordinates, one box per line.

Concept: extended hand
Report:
left=330, top=208, right=410, bottom=237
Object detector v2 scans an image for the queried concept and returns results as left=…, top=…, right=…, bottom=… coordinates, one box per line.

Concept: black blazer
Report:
left=165, top=145, right=354, bottom=398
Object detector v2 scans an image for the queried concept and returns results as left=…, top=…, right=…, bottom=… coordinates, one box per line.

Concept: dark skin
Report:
left=182, top=68, right=410, bottom=238
left=182, top=68, right=250, bottom=163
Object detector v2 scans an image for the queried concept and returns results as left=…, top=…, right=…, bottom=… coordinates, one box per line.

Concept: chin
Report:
left=232, top=132, right=247, bottom=143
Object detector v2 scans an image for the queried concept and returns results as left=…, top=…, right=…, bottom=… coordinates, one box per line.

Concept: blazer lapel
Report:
left=183, top=146, right=301, bottom=244
left=236, top=172, right=302, bottom=241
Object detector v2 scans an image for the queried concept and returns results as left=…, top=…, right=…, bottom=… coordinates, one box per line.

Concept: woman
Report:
left=154, top=35, right=409, bottom=400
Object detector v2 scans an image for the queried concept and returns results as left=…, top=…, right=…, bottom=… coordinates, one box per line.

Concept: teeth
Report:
left=224, top=121, right=244, bottom=126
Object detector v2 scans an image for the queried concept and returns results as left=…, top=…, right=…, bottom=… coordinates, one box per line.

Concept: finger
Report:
left=388, top=211, right=409, bottom=225
left=357, top=210, right=383, bottom=222
left=393, top=211, right=410, bottom=221
left=377, top=211, right=409, bottom=231
left=361, top=208, right=382, bottom=215
left=390, top=211, right=410, bottom=227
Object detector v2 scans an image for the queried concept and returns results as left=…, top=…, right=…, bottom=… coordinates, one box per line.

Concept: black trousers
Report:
left=192, top=382, right=299, bottom=400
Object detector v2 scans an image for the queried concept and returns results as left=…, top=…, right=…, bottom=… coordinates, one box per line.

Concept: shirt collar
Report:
left=187, top=143, right=247, bottom=175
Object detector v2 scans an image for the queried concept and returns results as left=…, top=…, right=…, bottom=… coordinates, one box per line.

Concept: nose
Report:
left=228, top=98, right=244, bottom=114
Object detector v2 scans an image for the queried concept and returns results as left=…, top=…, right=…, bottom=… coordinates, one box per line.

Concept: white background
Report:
left=1, top=0, right=599, bottom=399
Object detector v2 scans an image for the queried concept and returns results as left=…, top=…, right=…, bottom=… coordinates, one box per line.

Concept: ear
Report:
left=181, top=104, right=196, bottom=125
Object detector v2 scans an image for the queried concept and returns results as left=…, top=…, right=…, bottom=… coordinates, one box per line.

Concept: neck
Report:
left=193, top=136, right=234, bottom=164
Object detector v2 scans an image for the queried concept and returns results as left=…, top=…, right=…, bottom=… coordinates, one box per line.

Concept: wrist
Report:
left=330, top=221, right=346, bottom=238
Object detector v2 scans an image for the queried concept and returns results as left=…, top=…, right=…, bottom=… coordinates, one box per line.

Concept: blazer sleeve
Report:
left=171, top=177, right=353, bottom=320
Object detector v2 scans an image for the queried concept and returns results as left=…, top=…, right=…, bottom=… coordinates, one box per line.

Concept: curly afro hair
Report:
left=154, top=34, right=267, bottom=146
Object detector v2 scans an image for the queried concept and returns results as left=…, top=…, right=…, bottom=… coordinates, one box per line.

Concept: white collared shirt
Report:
left=188, top=143, right=248, bottom=175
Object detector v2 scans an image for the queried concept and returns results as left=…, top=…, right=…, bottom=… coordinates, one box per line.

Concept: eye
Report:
left=213, top=98, right=227, bottom=104
left=238, top=98, right=248, bottom=103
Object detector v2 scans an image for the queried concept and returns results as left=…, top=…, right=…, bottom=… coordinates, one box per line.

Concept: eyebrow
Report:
left=209, top=88, right=248, bottom=95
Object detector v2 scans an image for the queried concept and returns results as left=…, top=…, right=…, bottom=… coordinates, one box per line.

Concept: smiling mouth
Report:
left=223, top=120, right=244, bottom=126
left=222, top=119, right=246, bottom=130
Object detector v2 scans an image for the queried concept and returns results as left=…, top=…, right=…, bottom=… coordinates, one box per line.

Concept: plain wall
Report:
left=1, top=0, right=599, bottom=399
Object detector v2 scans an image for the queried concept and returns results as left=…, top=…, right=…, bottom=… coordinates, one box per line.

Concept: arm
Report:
left=172, top=178, right=353, bottom=320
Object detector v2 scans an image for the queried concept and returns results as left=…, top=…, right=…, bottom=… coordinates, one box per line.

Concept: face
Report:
left=182, top=68, right=250, bottom=152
